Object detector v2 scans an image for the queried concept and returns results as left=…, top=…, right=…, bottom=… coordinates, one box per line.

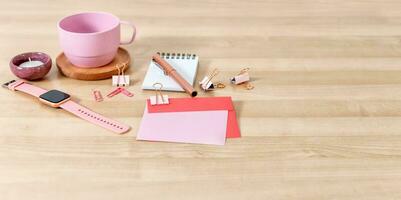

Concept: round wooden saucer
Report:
left=56, top=47, right=130, bottom=80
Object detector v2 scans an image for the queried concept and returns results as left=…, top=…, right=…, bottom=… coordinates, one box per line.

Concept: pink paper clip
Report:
left=106, top=87, right=134, bottom=98
left=93, top=90, right=103, bottom=102
left=107, top=87, right=123, bottom=98
left=120, top=88, right=134, bottom=97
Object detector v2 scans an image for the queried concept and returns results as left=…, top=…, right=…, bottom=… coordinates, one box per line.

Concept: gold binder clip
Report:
left=199, top=68, right=220, bottom=91
left=245, top=82, right=254, bottom=90
left=150, top=83, right=169, bottom=105
left=112, top=63, right=130, bottom=86
left=216, top=82, right=226, bottom=88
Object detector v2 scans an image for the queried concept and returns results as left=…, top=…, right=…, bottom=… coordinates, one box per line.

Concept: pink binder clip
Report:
left=230, top=68, right=250, bottom=85
left=112, top=63, right=130, bottom=87
left=230, top=68, right=254, bottom=90
left=199, top=68, right=219, bottom=91
left=150, top=83, right=169, bottom=105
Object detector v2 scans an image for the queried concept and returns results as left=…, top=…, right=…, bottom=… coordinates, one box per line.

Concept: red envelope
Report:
left=147, top=96, right=240, bottom=138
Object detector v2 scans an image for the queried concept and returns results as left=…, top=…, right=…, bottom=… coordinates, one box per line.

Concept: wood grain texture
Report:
left=1, top=0, right=401, bottom=199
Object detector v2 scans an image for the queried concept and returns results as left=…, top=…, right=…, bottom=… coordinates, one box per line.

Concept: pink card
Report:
left=137, top=106, right=228, bottom=145
left=146, top=97, right=240, bottom=138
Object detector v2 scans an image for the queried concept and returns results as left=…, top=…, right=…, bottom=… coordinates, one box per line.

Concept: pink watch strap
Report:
left=8, top=79, right=47, bottom=97
left=8, top=80, right=130, bottom=134
left=60, top=101, right=130, bottom=134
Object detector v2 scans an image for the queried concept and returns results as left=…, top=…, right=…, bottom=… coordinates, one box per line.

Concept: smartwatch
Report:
left=3, top=79, right=130, bottom=134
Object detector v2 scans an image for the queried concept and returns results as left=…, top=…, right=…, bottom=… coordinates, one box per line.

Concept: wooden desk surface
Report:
left=2, top=0, right=401, bottom=199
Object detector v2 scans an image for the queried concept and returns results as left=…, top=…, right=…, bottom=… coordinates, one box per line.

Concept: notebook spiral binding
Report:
left=157, top=52, right=197, bottom=60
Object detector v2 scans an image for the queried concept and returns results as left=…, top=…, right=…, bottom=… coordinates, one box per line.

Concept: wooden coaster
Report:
left=56, top=47, right=131, bottom=80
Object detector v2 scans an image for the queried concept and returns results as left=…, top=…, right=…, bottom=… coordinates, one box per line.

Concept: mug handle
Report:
left=120, top=21, right=136, bottom=45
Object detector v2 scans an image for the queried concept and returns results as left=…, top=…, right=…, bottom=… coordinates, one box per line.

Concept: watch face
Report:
left=39, top=90, right=70, bottom=103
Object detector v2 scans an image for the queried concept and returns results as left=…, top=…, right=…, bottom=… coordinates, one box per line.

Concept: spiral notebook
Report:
left=142, top=52, right=199, bottom=91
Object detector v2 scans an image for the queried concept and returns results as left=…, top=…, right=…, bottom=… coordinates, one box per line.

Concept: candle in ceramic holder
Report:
left=19, top=58, right=45, bottom=68
left=10, top=52, right=52, bottom=80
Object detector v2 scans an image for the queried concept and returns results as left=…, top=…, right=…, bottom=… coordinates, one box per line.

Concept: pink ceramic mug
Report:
left=58, top=12, right=136, bottom=68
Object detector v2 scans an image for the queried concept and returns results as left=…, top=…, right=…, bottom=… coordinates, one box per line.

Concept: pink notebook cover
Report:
left=146, top=97, right=240, bottom=138
left=136, top=106, right=228, bottom=145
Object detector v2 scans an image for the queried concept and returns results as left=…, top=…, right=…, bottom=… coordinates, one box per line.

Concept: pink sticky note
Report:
left=137, top=106, right=228, bottom=145
left=147, top=97, right=240, bottom=138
